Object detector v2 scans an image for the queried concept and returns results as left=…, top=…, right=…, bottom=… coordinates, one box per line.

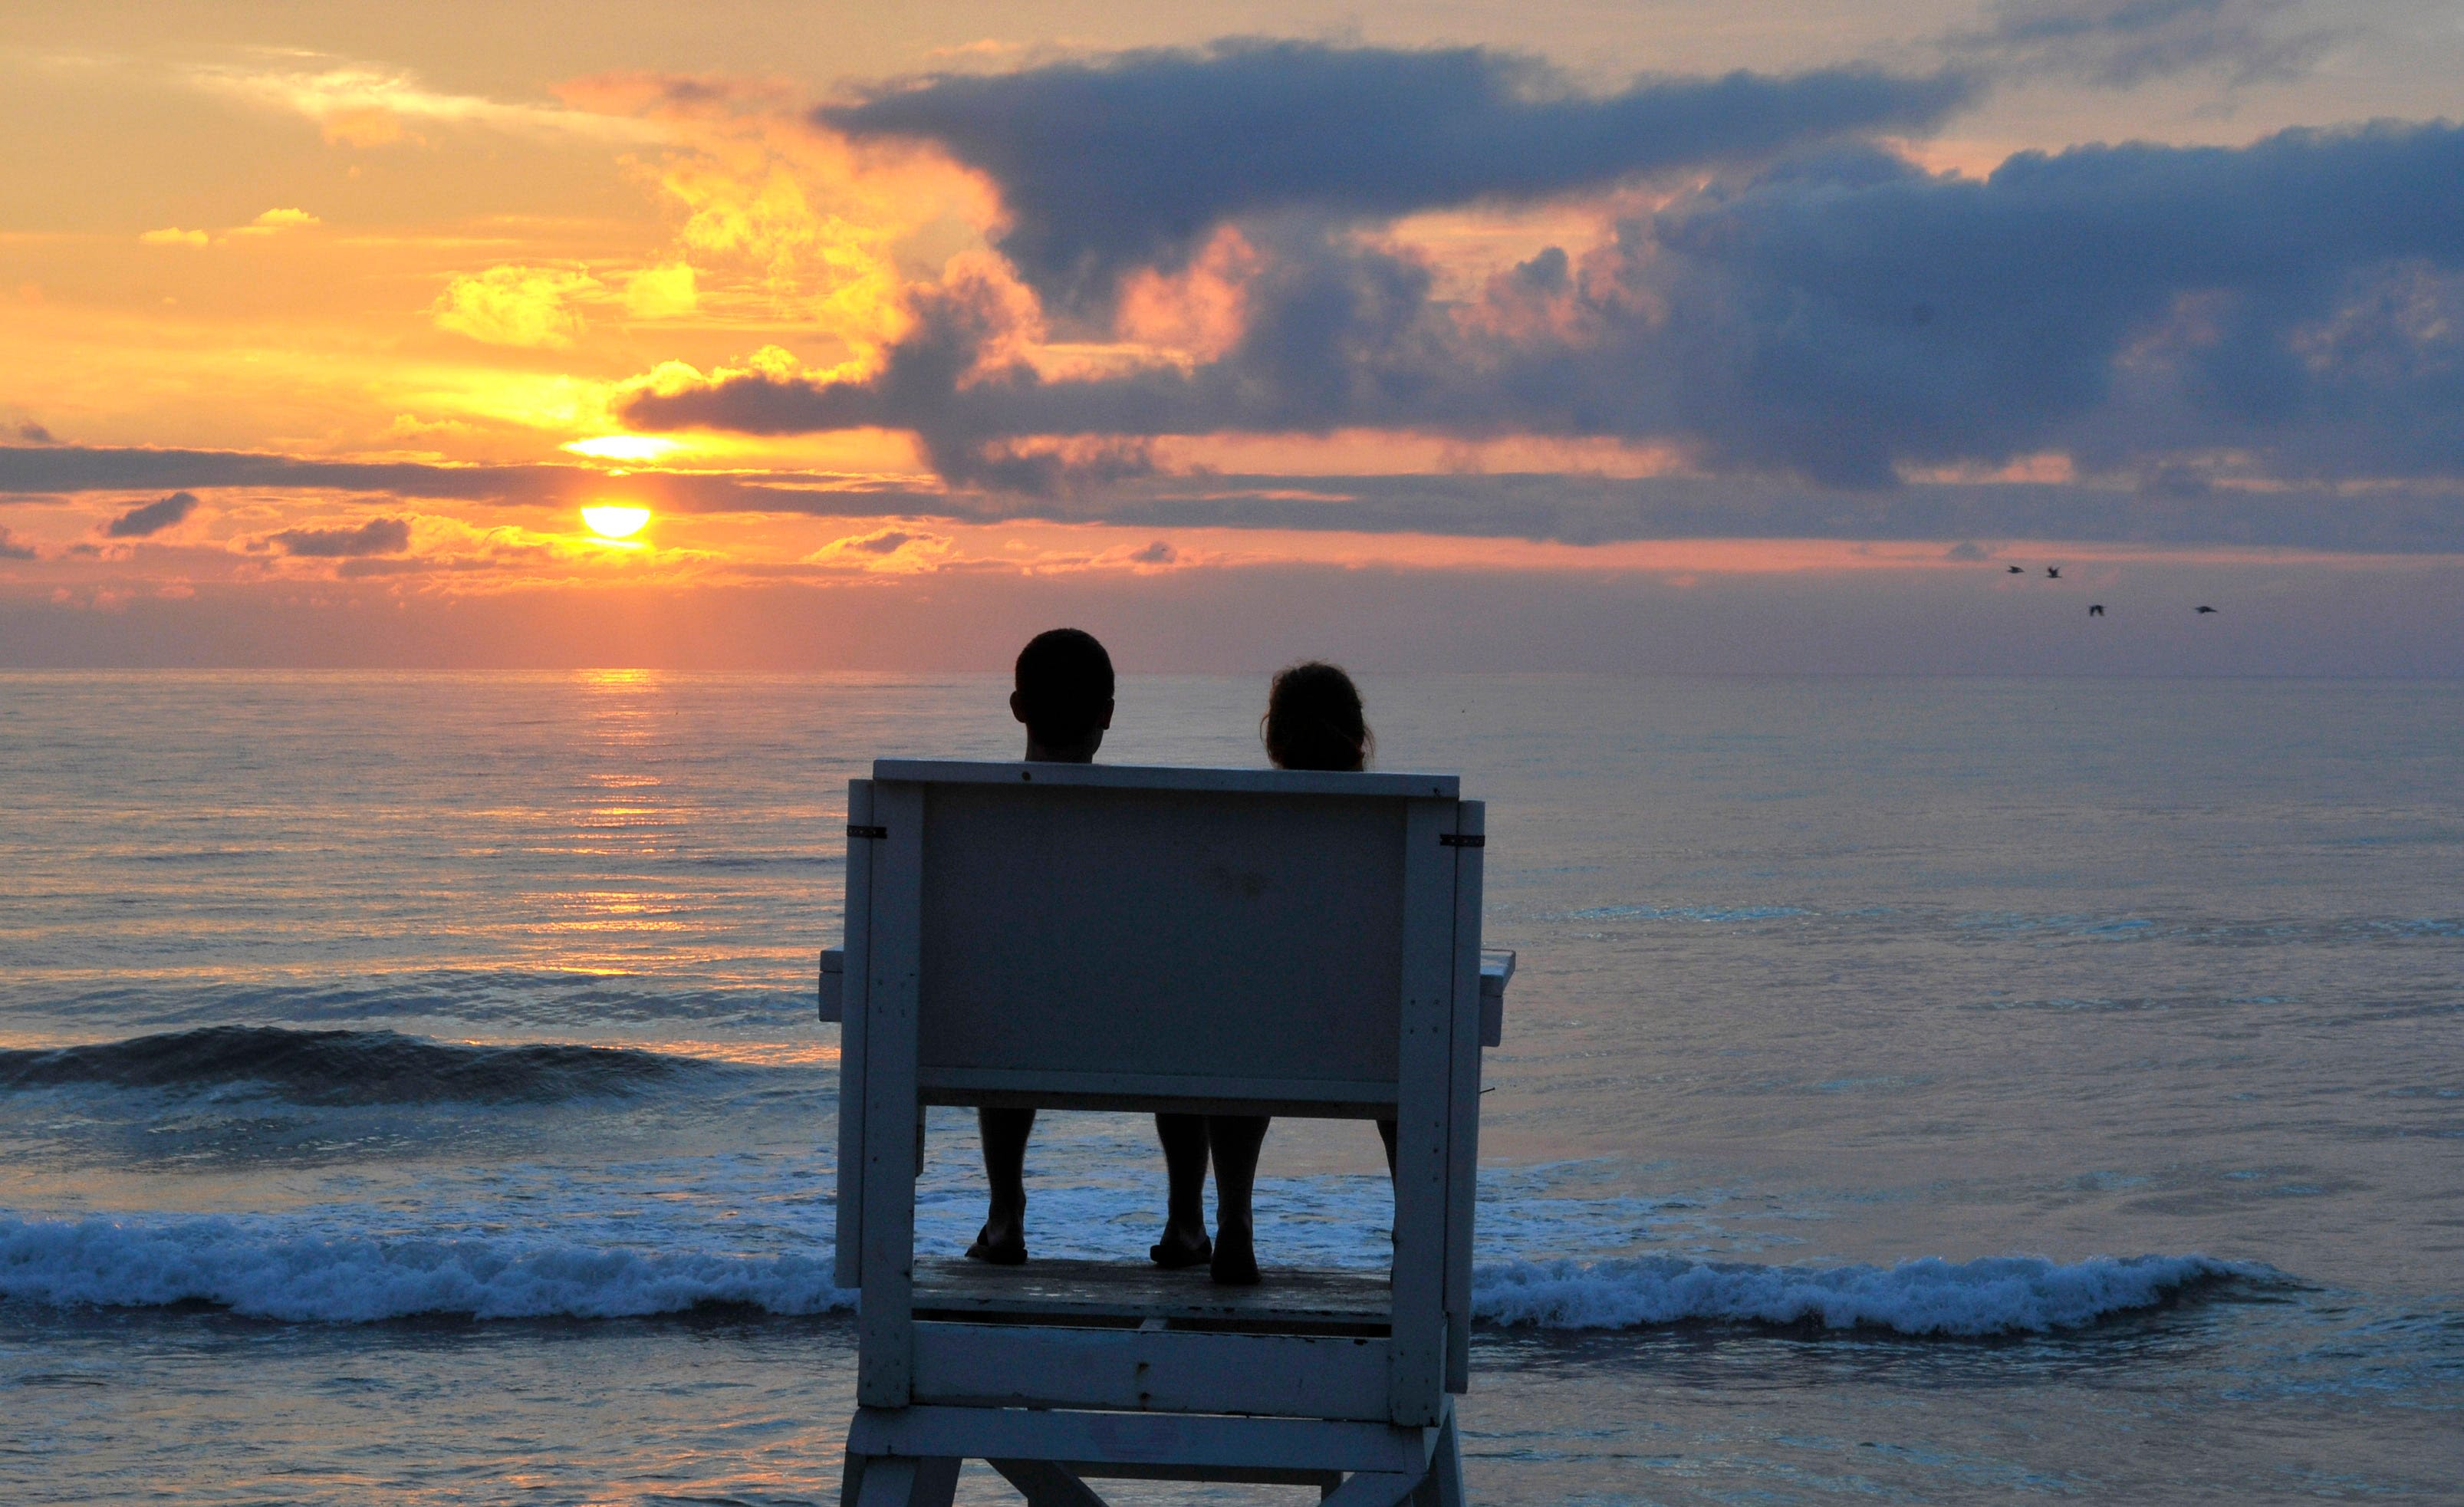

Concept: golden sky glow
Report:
left=3, top=3, right=2461, bottom=670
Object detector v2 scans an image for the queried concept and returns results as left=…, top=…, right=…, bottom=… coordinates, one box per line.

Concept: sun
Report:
left=581, top=505, right=651, bottom=541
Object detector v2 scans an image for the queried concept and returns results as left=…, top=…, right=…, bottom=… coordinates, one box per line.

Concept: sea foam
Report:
left=1, top=1213, right=2256, bottom=1331
left=1472, top=1252, right=2262, bottom=1334
left=0, top=1216, right=853, bottom=1323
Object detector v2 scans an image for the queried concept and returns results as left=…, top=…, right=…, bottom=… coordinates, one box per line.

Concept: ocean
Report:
left=2, top=670, right=2457, bottom=1503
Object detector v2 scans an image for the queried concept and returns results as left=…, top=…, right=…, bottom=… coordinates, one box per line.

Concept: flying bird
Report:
left=2196, top=605, right=2219, bottom=614
left=2089, top=604, right=2105, bottom=617
left=2045, top=567, right=2062, bottom=579
left=2007, top=565, right=2025, bottom=574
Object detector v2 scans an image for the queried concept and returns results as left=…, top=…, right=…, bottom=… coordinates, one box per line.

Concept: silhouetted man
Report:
left=966, top=628, right=1117, bottom=1264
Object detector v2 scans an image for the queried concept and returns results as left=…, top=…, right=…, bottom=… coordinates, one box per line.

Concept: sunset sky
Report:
left=4, top=0, right=2461, bottom=672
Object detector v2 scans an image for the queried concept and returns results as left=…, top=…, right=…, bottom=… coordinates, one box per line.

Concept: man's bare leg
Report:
left=1205, top=1114, right=1270, bottom=1285
left=966, top=1106, right=1034, bottom=1264
left=1151, top=1112, right=1212, bottom=1267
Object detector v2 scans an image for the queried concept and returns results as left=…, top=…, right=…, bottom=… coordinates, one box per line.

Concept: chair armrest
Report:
left=1479, top=950, right=1515, bottom=1047
left=819, top=947, right=845, bottom=1023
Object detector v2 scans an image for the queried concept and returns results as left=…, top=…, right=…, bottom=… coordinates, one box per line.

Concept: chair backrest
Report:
left=835, top=760, right=1487, bottom=1426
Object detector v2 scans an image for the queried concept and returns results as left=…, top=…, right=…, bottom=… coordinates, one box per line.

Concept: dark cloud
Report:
left=14, top=423, right=54, bottom=444
left=0, top=525, right=34, bottom=560
left=8, top=450, right=2460, bottom=558
left=1955, top=0, right=2341, bottom=89
left=0, top=445, right=949, bottom=515
left=633, top=118, right=2464, bottom=497
left=270, top=518, right=413, bottom=557
left=2, top=447, right=588, bottom=502
left=969, top=471, right=2464, bottom=554
left=104, top=490, right=200, bottom=538
left=1650, top=123, right=2464, bottom=483
left=823, top=41, right=1975, bottom=311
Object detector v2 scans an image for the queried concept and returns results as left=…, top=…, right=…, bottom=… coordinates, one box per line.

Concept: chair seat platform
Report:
left=914, top=1258, right=1393, bottom=1332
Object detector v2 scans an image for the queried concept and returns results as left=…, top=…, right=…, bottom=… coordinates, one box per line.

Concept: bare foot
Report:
left=965, top=1215, right=1027, bottom=1265
left=1209, top=1225, right=1258, bottom=1286
left=1150, top=1223, right=1212, bottom=1269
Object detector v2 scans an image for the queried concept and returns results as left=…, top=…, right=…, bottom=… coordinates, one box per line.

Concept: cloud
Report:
left=0, top=525, right=34, bottom=561
left=139, top=209, right=319, bottom=249
left=14, top=423, right=54, bottom=444
left=630, top=118, right=2464, bottom=493
left=269, top=518, right=413, bottom=558
left=191, top=61, right=665, bottom=147
left=1953, top=0, right=2342, bottom=89
left=104, top=490, right=201, bottom=538
left=232, top=207, right=321, bottom=236
left=821, top=41, right=1975, bottom=310
left=431, top=265, right=600, bottom=348
left=804, top=524, right=955, bottom=571
left=840, top=528, right=919, bottom=554
left=8, top=443, right=2462, bottom=554
left=623, top=262, right=699, bottom=318
left=0, top=443, right=956, bottom=521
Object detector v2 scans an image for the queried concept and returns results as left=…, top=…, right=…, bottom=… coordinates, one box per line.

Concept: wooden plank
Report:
left=1387, top=796, right=1457, bottom=1425
left=911, top=1323, right=1391, bottom=1421
left=833, top=778, right=874, bottom=1291
left=988, top=1460, right=1110, bottom=1507
left=1321, top=1473, right=1420, bottom=1507
left=874, top=758, right=1456, bottom=800
left=856, top=778, right=924, bottom=1408
left=846, top=1404, right=1436, bottom=1476
left=848, top=1455, right=959, bottom=1507
left=911, top=1257, right=1389, bottom=1325
left=916, top=785, right=1406, bottom=1090
left=1066, top=1463, right=1342, bottom=1486
left=918, top=1068, right=1395, bottom=1117
left=1479, top=949, right=1513, bottom=1048
left=1444, top=799, right=1486, bottom=1394
left=1429, top=1410, right=1466, bottom=1507
left=818, top=948, right=844, bottom=1022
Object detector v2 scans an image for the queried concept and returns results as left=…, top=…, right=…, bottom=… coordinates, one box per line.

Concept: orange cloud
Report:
left=431, top=265, right=600, bottom=348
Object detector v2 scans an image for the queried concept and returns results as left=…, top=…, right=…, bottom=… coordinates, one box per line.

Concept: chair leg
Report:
left=847, top=1455, right=960, bottom=1507
left=1319, top=1472, right=1421, bottom=1507
left=1426, top=1412, right=1466, bottom=1507
left=989, top=1457, right=1110, bottom=1506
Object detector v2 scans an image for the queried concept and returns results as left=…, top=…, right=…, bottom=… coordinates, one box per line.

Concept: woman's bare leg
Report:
left=1151, top=1113, right=1212, bottom=1265
left=1206, top=1114, right=1271, bottom=1285
left=966, top=1107, right=1034, bottom=1264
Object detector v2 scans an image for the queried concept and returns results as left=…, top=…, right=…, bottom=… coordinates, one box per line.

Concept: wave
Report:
left=1472, top=1252, right=2267, bottom=1335
left=0, top=1216, right=850, bottom=1323
left=12, top=972, right=805, bottom=1029
left=0, top=1213, right=2260, bottom=1334
left=1558, top=904, right=1812, bottom=924
left=0, top=1026, right=720, bottom=1107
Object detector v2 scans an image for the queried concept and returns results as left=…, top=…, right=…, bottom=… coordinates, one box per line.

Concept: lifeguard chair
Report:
left=819, top=760, right=1510, bottom=1505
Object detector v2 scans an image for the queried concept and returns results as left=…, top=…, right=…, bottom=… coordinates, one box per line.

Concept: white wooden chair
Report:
left=818, top=759, right=1511, bottom=1505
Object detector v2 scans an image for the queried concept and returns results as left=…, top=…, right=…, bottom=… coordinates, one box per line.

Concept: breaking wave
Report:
left=0, top=1026, right=720, bottom=1107
left=0, top=1213, right=2261, bottom=1333
left=0, top=1216, right=851, bottom=1322
left=1472, top=1252, right=2267, bottom=1335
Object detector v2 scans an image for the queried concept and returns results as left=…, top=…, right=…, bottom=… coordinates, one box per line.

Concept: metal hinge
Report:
left=1439, top=833, right=1485, bottom=848
left=847, top=824, right=888, bottom=841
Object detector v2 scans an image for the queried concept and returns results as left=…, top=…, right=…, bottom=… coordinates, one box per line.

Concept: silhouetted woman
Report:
left=1169, top=660, right=1377, bottom=1285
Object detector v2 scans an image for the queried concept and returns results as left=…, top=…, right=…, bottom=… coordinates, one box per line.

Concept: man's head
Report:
left=1012, top=627, right=1114, bottom=762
